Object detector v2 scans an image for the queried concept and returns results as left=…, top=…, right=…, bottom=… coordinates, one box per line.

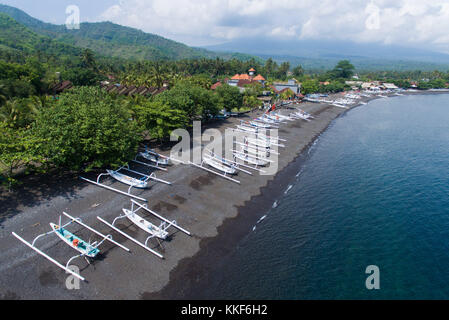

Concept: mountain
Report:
left=0, top=4, right=257, bottom=62
left=0, top=12, right=83, bottom=61
left=204, top=38, right=449, bottom=71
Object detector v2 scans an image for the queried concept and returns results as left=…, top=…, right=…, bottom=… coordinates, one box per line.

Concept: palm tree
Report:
left=0, top=98, right=39, bottom=128
left=81, top=49, right=97, bottom=71
left=0, top=84, right=7, bottom=106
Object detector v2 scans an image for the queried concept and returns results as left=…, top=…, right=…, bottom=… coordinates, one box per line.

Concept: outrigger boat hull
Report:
left=107, top=170, right=148, bottom=189
left=203, top=156, right=237, bottom=175
left=139, top=152, right=170, bottom=166
left=50, top=223, right=99, bottom=258
left=123, top=209, right=168, bottom=240
left=233, top=153, right=268, bottom=166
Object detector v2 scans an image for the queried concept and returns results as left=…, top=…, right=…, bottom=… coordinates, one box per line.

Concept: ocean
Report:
left=203, top=94, right=449, bottom=299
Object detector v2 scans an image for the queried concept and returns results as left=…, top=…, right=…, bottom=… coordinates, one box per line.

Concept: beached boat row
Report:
left=188, top=105, right=315, bottom=184
left=12, top=102, right=314, bottom=281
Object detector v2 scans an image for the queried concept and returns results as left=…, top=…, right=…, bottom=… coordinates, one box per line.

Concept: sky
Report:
left=2, top=0, right=449, bottom=53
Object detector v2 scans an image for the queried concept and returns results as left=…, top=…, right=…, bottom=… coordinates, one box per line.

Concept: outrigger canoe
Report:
left=50, top=223, right=100, bottom=258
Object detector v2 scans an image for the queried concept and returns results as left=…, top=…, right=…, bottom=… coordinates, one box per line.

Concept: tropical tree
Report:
left=292, top=65, right=304, bottom=78
left=155, top=82, right=220, bottom=122
left=33, top=87, right=142, bottom=171
left=0, top=123, right=44, bottom=190
left=81, top=49, right=97, bottom=71
left=131, top=100, right=188, bottom=141
left=331, top=60, right=355, bottom=79
left=279, top=88, right=295, bottom=100
left=301, top=79, right=320, bottom=94
left=214, top=83, right=243, bottom=112
left=0, top=84, right=6, bottom=106
left=0, top=98, right=39, bottom=128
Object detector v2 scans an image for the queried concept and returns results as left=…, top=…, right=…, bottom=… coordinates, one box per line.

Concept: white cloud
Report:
left=99, top=0, right=449, bottom=52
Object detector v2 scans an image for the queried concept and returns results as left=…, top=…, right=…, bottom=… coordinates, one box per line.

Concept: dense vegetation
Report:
left=0, top=4, right=258, bottom=62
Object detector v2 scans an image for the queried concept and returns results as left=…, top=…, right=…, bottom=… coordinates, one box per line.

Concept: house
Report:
left=345, top=81, right=363, bottom=87
left=227, top=68, right=266, bottom=89
left=272, top=79, right=301, bottom=95
left=100, top=83, right=168, bottom=97
left=51, top=80, right=73, bottom=94
left=382, top=83, right=399, bottom=90
left=361, top=82, right=382, bottom=91
left=211, top=81, right=222, bottom=90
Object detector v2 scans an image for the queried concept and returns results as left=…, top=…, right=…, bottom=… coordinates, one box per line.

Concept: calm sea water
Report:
left=207, top=94, right=449, bottom=299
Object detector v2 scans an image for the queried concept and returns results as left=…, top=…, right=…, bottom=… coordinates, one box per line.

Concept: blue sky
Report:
left=2, top=0, right=449, bottom=53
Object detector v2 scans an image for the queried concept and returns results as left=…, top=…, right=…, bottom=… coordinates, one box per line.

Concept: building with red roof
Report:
left=227, top=68, right=266, bottom=89
left=211, top=81, right=222, bottom=90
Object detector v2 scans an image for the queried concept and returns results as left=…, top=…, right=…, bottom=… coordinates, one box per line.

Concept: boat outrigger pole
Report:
left=80, top=175, right=147, bottom=202
left=12, top=212, right=130, bottom=281
left=130, top=200, right=191, bottom=237
left=12, top=232, right=86, bottom=282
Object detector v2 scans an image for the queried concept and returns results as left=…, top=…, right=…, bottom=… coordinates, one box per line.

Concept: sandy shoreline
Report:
left=0, top=90, right=441, bottom=300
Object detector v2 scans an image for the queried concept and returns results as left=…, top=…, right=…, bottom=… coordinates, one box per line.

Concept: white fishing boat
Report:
left=238, top=144, right=271, bottom=158
left=270, top=112, right=294, bottom=121
left=123, top=208, right=169, bottom=240
left=249, top=120, right=273, bottom=129
left=236, top=124, right=259, bottom=133
left=107, top=169, right=149, bottom=189
left=245, top=137, right=272, bottom=149
left=233, top=128, right=287, bottom=143
left=203, top=154, right=237, bottom=175
left=256, top=116, right=280, bottom=125
left=205, top=150, right=253, bottom=175
left=331, top=103, right=349, bottom=109
left=251, top=134, right=283, bottom=145
left=262, top=114, right=284, bottom=123
left=233, top=151, right=268, bottom=166
left=99, top=200, right=191, bottom=259
left=291, top=111, right=312, bottom=121
left=139, top=149, right=171, bottom=166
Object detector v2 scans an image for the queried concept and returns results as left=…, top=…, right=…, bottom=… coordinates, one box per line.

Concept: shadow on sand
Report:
left=0, top=171, right=83, bottom=228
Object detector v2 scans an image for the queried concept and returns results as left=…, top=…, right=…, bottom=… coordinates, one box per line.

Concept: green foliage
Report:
left=155, top=82, right=220, bottom=122
left=214, top=84, right=243, bottom=112
left=0, top=122, right=44, bottom=188
left=292, top=65, right=304, bottom=77
left=177, top=74, right=213, bottom=89
left=301, top=79, right=320, bottom=94
left=0, top=97, right=40, bottom=128
left=330, top=60, right=355, bottom=79
left=33, top=87, right=141, bottom=171
left=279, top=88, right=295, bottom=100
left=318, top=81, right=346, bottom=93
left=243, top=82, right=264, bottom=108
left=61, top=67, right=104, bottom=86
left=131, top=99, right=188, bottom=141
left=0, top=5, right=259, bottom=62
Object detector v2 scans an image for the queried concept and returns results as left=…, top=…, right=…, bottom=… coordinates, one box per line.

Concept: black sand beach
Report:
left=0, top=91, right=436, bottom=300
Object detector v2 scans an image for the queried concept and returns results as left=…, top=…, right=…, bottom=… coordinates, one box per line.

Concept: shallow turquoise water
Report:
left=208, top=94, right=449, bottom=299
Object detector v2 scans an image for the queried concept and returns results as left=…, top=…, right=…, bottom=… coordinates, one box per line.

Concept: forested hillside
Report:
left=0, top=4, right=257, bottom=62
